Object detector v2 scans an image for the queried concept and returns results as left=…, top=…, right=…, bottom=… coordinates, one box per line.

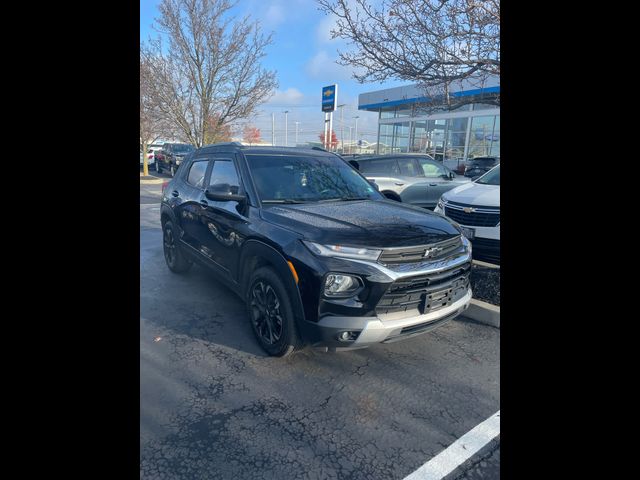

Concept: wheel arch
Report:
left=381, top=190, right=402, bottom=201
left=239, top=239, right=306, bottom=324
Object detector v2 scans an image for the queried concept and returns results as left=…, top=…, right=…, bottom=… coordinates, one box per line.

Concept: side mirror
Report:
left=205, top=183, right=246, bottom=202
left=349, top=160, right=360, bottom=170
left=368, top=179, right=380, bottom=191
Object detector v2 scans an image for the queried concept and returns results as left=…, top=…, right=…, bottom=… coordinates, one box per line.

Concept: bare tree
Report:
left=140, top=55, right=173, bottom=176
left=317, top=0, right=500, bottom=109
left=142, top=0, right=278, bottom=148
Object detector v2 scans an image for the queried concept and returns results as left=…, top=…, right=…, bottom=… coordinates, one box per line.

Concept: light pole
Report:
left=283, top=110, right=289, bottom=146
left=353, top=116, right=360, bottom=153
left=337, top=104, right=346, bottom=153
left=271, top=113, right=275, bottom=146
left=294, top=121, right=299, bottom=145
left=348, top=126, right=353, bottom=154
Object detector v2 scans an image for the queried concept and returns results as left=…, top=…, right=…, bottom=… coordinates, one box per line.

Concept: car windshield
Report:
left=245, top=154, right=382, bottom=203
left=173, top=144, right=194, bottom=154
left=475, top=165, right=500, bottom=185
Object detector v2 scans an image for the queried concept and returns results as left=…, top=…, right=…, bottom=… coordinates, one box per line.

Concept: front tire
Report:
left=162, top=220, right=192, bottom=273
left=246, top=266, right=302, bottom=357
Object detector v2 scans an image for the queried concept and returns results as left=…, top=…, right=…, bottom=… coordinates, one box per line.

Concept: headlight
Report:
left=324, top=274, right=362, bottom=297
left=302, top=241, right=381, bottom=261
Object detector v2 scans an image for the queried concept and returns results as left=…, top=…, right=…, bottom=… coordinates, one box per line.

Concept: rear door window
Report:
left=359, top=158, right=400, bottom=175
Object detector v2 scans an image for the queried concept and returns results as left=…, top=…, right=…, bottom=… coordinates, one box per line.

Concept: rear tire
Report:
left=246, top=266, right=303, bottom=357
left=162, top=220, right=192, bottom=273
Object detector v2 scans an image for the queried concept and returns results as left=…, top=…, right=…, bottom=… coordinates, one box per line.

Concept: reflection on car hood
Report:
left=443, top=182, right=500, bottom=207
left=261, top=199, right=460, bottom=248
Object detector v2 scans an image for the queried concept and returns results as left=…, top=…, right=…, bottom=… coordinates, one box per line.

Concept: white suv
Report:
left=434, top=164, right=500, bottom=264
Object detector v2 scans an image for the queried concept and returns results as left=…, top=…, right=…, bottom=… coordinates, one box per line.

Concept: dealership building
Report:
left=358, top=76, right=500, bottom=167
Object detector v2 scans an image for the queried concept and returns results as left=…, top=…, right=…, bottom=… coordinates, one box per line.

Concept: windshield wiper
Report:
left=262, top=199, right=307, bottom=204
left=318, top=196, right=370, bottom=202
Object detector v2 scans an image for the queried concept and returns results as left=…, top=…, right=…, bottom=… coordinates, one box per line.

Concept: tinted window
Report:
left=359, top=158, right=400, bottom=175
left=396, top=157, right=420, bottom=176
left=174, top=144, right=195, bottom=154
left=209, top=160, right=240, bottom=194
left=186, top=160, right=209, bottom=188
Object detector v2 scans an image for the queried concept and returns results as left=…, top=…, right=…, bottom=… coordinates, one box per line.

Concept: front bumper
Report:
left=314, top=288, right=472, bottom=350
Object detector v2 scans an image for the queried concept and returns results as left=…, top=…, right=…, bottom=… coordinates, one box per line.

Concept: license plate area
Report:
left=419, top=277, right=469, bottom=314
left=461, top=226, right=475, bottom=240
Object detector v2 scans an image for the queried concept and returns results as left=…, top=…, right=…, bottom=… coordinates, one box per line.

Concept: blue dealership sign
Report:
left=322, top=84, right=337, bottom=112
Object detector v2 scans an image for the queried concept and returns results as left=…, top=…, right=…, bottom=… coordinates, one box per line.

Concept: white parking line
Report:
left=403, top=410, right=500, bottom=480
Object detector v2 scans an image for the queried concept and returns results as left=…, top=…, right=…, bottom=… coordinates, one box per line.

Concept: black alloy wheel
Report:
left=250, top=281, right=284, bottom=345
left=162, top=221, right=192, bottom=273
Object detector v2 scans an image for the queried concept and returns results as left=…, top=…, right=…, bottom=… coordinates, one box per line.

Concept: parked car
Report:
left=155, top=143, right=196, bottom=176
left=160, top=144, right=473, bottom=357
left=464, top=156, right=498, bottom=178
left=139, top=149, right=156, bottom=167
left=435, top=164, right=500, bottom=264
left=356, top=154, right=471, bottom=209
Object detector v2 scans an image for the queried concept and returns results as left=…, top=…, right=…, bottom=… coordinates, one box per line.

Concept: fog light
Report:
left=324, top=274, right=361, bottom=297
left=337, top=331, right=359, bottom=342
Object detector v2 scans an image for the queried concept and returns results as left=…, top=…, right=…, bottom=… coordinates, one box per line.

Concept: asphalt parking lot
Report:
left=140, top=182, right=500, bottom=479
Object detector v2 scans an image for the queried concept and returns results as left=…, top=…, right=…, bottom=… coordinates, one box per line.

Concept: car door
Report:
left=197, top=153, right=249, bottom=278
left=417, top=158, right=455, bottom=207
left=173, top=155, right=213, bottom=253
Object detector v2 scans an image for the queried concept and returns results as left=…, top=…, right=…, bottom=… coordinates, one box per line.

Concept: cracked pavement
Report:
left=140, top=183, right=500, bottom=479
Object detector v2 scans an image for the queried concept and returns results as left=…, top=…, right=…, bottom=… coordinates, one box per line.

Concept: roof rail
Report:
left=201, top=141, right=244, bottom=148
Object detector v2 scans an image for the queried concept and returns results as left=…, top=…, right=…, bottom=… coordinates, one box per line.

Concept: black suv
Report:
left=155, top=143, right=196, bottom=176
left=160, top=144, right=473, bottom=357
left=464, top=156, right=498, bottom=178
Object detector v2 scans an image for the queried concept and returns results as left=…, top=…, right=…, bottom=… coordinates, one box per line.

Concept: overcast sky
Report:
left=140, top=0, right=407, bottom=145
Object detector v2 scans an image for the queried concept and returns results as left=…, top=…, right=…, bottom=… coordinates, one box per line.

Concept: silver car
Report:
left=356, top=154, right=471, bottom=209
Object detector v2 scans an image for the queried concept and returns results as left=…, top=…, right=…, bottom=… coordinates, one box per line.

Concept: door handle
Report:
left=395, top=182, right=405, bottom=186
left=171, top=190, right=179, bottom=197
left=200, top=199, right=209, bottom=207
left=429, top=183, right=437, bottom=186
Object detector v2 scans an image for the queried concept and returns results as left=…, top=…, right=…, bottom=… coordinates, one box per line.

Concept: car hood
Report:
left=442, top=182, right=500, bottom=207
left=261, top=199, right=460, bottom=248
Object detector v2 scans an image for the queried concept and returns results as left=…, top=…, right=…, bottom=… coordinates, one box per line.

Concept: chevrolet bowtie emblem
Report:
left=323, top=89, right=334, bottom=97
left=424, top=246, right=443, bottom=258
left=463, top=207, right=476, bottom=213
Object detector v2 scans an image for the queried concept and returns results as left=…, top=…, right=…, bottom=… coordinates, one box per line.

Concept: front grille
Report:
left=471, top=237, right=500, bottom=264
left=378, top=236, right=462, bottom=265
left=444, top=203, right=500, bottom=227
left=376, top=262, right=471, bottom=316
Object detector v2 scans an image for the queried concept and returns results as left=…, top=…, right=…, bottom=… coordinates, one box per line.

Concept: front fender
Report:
left=239, top=239, right=307, bottom=324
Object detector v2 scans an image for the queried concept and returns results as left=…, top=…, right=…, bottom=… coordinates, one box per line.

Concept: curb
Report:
left=472, top=259, right=500, bottom=269
left=140, top=176, right=165, bottom=185
left=460, top=298, right=500, bottom=328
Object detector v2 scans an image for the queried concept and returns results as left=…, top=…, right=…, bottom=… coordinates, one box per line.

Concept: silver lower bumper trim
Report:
left=317, top=289, right=472, bottom=346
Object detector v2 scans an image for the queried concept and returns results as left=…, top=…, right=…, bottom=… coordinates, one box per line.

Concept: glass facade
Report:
left=374, top=103, right=500, bottom=166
